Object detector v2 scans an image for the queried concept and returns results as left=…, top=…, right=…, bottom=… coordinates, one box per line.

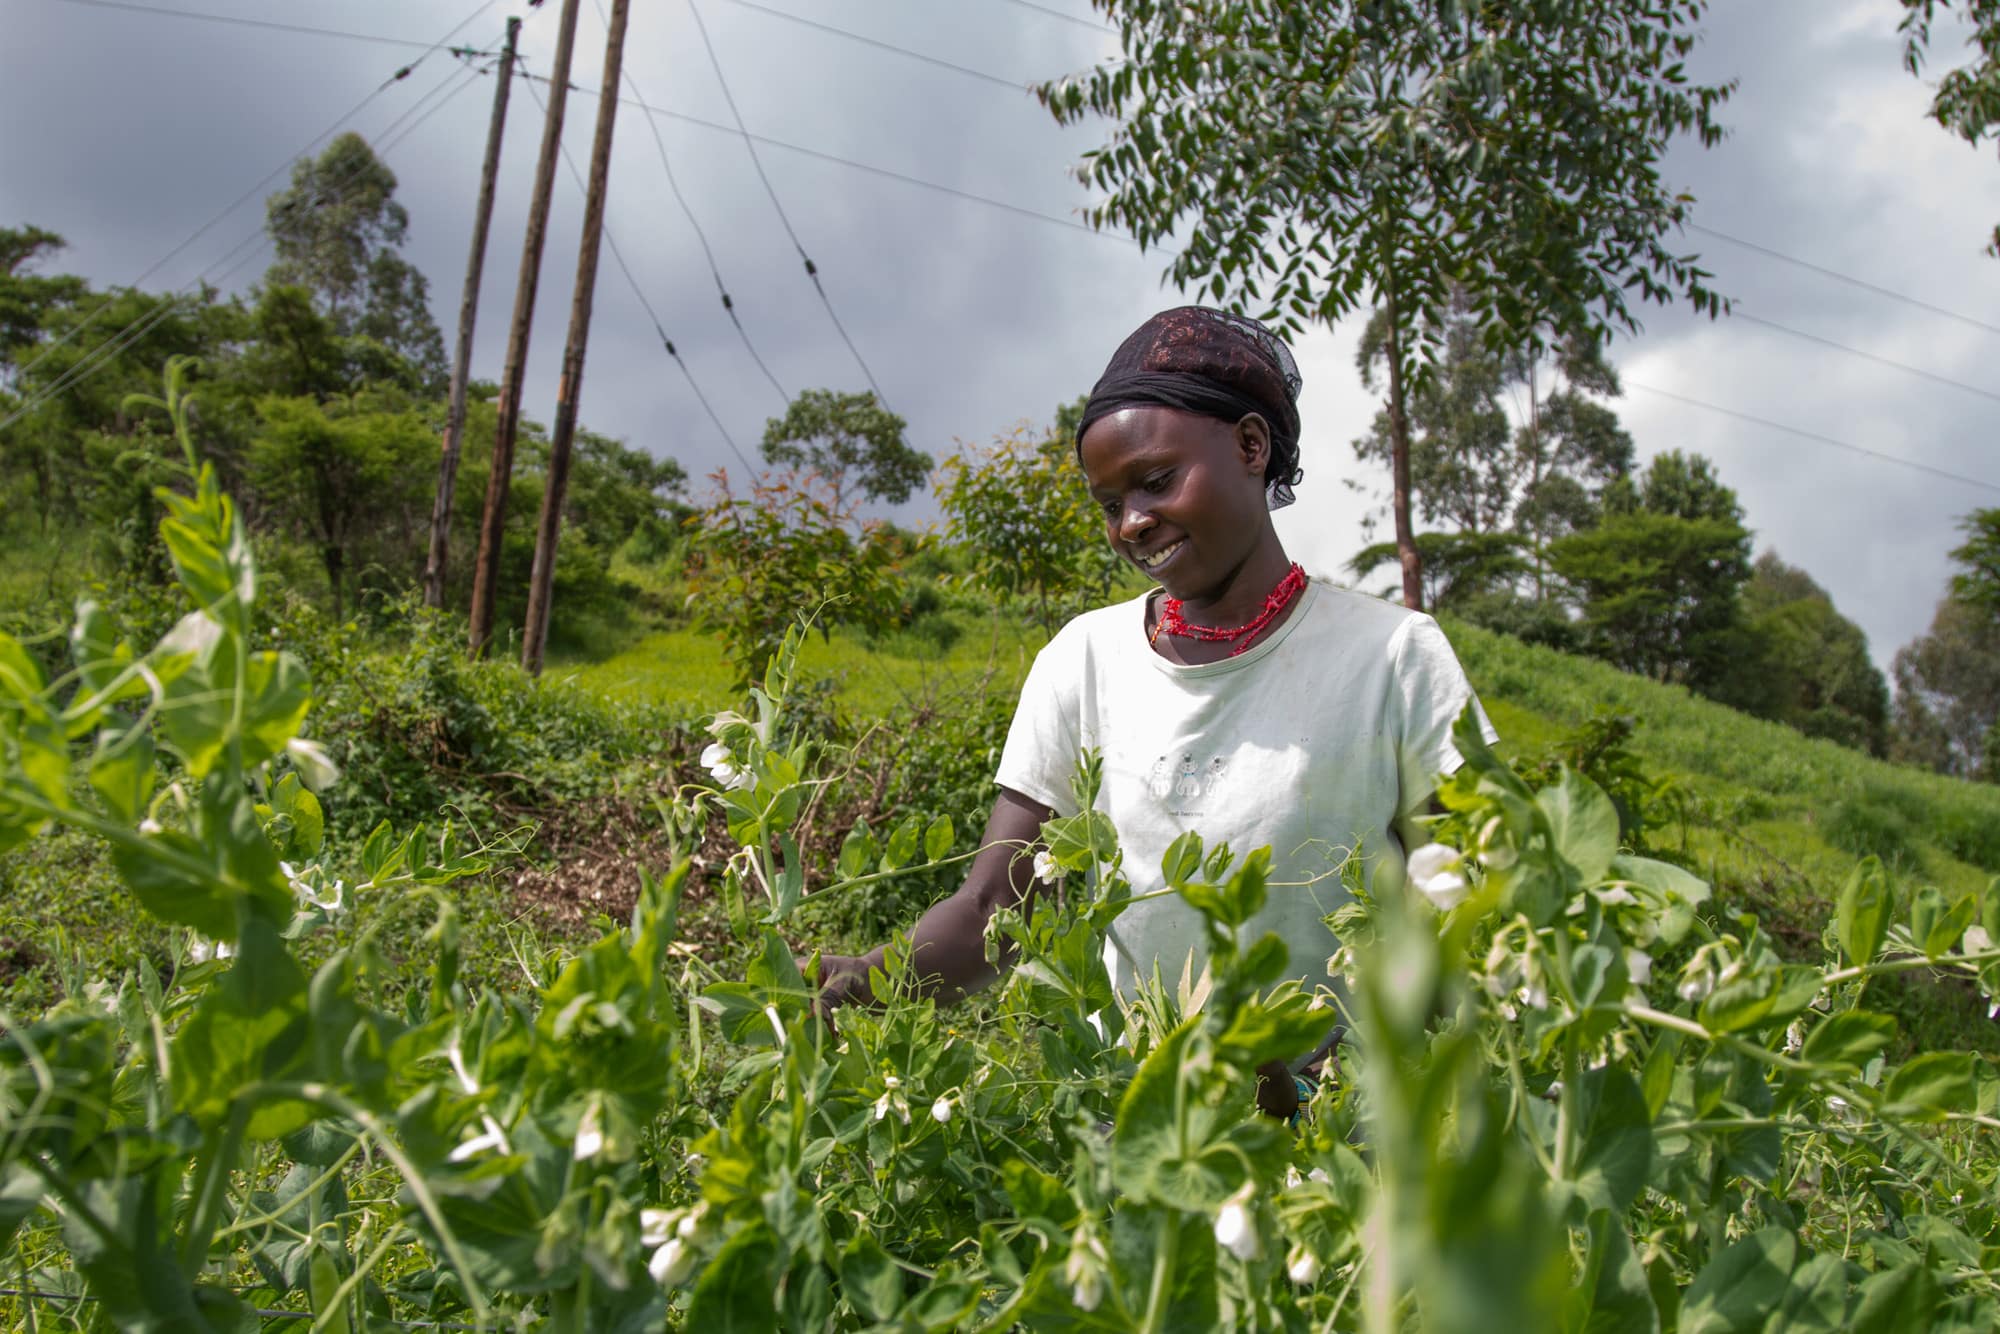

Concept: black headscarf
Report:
left=1075, top=306, right=1304, bottom=509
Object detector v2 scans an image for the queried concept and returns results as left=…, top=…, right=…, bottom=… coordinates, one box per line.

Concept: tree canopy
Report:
left=759, top=389, right=930, bottom=513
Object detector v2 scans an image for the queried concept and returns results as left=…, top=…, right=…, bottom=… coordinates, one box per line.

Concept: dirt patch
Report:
left=0, top=936, right=43, bottom=986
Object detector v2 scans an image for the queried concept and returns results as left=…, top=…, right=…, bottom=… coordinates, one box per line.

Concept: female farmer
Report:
left=809, top=307, right=1493, bottom=1115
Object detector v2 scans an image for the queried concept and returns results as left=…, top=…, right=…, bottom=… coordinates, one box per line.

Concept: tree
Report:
left=1040, top=1, right=1731, bottom=610
left=1948, top=507, right=2000, bottom=612
left=1353, top=292, right=1516, bottom=537
left=247, top=391, right=434, bottom=620
left=1892, top=507, right=2000, bottom=779
left=937, top=421, right=1119, bottom=637
left=1739, top=552, right=1890, bottom=754
left=1549, top=452, right=1750, bottom=691
left=759, top=389, right=930, bottom=514
left=1347, top=530, right=1530, bottom=615
left=1899, top=0, right=2000, bottom=254
left=263, top=132, right=446, bottom=387
left=0, top=225, right=86, bottom=383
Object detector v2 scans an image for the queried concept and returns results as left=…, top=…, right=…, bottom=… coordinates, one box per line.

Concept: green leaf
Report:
left=1563, top=1068, right=1652, bottom=1219
left=1679, top=1227, right=1795, bottom=1334
left=1846, top=1261, right=1939, bottom=1334
left=838, top=1233, right=904, bottom=1323
left=170, top=915, right=312, bottom=1139
left=89, top=725, right=156, bottom=826
left=1538, top=769, right=1618, bottom=887
left=266, top=772, right=323, bottom=861
left=1883, top=1052, right=1976, bottom=1121
left=1800, top=1011, right=1896, bottom=1074
left=1836, top=858, right=1891, bottom=966
left=836, top=822, right=875, bottom=880
left=1112, top=1021, right=1283, bottom=1209
left=1565, top=1211, right=1657, bottom=1334
left=1909, top=885, right=1945, bottom=959
left=685, top=1222, right=780, bottom=1334
left=1607, top=854, right=1710, bottom=908
left=1925, top=892, right=1977, bottom=960
left=882, top=814, right=921, bottom=872
left=1762, top=1252, right=1845, bottom=1334
left=923, top=814, right=955, bottom=863
left=1161, top=830, right=1203, bottom=888
left=1699, top=969, right=1777, bottom=1035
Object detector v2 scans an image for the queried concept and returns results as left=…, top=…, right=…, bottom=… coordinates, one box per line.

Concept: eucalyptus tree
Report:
left=1900, top=0, right=2000, bottom=254
left=1039, top=0, right=1731, bottom=609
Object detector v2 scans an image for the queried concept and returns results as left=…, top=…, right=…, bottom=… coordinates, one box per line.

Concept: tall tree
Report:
left=1739, top=552, right=1891, bottom=754
left=1900, top=0, right=2000, bottom=254
left=1039, top=0, right=1731, bottom=610
left=263, top=132, right=446, bottom=387
left=1893, top=507, right=2000, bottom=779
left=759, top=389, right=930, bottom=514
left=1353, top=291, right=1516, bottom=536
left=1549, top=452, right=1750, bottom=691
left=0, top=226, right=86, bottom=384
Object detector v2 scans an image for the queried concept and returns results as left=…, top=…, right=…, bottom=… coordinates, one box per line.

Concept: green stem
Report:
left=1553, top=1037, right=1579, bottom=1181
left=1820, top=948, right=2000, bottom=986
left=1139, top=1209, right=1181, bottom=1334
left=179, top=1098, right=250, bottom=1273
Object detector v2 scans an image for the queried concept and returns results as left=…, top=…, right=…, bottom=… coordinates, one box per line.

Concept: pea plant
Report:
left=5, top=365, right=2000, bottom=1329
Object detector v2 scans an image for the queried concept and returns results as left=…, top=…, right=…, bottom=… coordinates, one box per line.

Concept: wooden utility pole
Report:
left=423, top=15, right=519, bottom=610
left=521, top=0, right=630, bottom=676
left=467, top=0, right=582, bottom=658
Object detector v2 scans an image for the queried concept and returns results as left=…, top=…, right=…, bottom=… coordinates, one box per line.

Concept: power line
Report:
left=685, top=0, right=894, bottom=409
left=1688, top=223, right=2000, bottom=338
left=1626, top=380, right=2000, bottom=494
left=37, top=0, right=444, bottom=51
left=517, top=68, right=755, bottom=472
left=11, top=0, right=505, bottom=385
left=718, top=0, right=1031, bottom=90
left=1732, top=309, right=2000, bottom=406
left=997, top=0, right=1117, bottom=34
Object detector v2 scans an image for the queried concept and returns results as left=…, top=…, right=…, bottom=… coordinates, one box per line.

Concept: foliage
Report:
left=759, top=388, right=930, bottom=513
left=1893, top=597, right=2000, bottom=781
left=262, top=131, right=446, bottom=386
left=936, top=424, right=1119, bottom=636
left=1948, top=507, right=2000, bottom=614
left=1739, top=553, right=1891, bottom=756
left=1900, top=0, right=2000, bottom=254
left=1348, top=528, right=1531, bottom=613
left=0, top=226, right=85, bottom=383
left=684, top=468, right=913, bottom=686
left=1039, top=0, right=1732, bottom=604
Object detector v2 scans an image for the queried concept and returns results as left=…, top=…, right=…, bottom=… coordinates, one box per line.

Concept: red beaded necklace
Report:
left=1150, top=562, right=1307, bottom=657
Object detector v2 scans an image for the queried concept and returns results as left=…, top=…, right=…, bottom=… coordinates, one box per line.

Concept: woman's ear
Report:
left=1235, top=413, right=1272, bottom=478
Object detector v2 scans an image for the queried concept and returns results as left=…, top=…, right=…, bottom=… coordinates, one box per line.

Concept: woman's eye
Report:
left=1143, top=472, right=1172, bottom=493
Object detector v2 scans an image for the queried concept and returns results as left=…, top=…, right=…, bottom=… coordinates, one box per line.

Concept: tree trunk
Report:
left=1382, top=276, right=1423, bottom=612
left=425, top=16, right=519, bottom=609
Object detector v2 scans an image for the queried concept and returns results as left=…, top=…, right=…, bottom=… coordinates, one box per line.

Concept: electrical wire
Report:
left=1688, top=223, right=2000, bottom=338
left=718, top=0, right=1031, bottom=90
left=1731, top=310, right=2000, bottom=406
left=1626, top=380, right=2000, bottom=494
left=682, top=0, right=892, bottom=407
left=37, top=0, right=447, bottom=50
left=11, top=0, right=505, bottom=385
left=997, top=0, right=1117, bottom=33
left=518, top=67, right=756, bottom=472
left=0, top=57, right=489, bottom=432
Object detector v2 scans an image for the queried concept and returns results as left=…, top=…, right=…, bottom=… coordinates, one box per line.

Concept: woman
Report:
left=808, top=307, right=1493, bottom=1115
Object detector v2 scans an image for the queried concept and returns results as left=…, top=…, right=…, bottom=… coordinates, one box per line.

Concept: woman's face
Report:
left=1078, top=406, right=1273, bottom=603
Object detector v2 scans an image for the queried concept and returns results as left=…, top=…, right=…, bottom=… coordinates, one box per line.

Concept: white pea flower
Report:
left=931, top=1095, right=954, bottom=1124
left=1677, top=954, right=1717, bottom=1004
left=1287, top=1245, right=1322, bottom=1285
left=699, top=742, right=752, bottom=792
left=1597, top=886, right=1637, bottom=908
left=649, top=1237, right=697, bottom=1286
left=872, top=1077, right=910, bottom=1125
left=139, top=817, right=163, bottom=836
left=1066, top=1226, right=1107, bottom=1312
left=640, top=1208, right=680, bottom=1248
left=1546, top=1080, right=1565, bottom=1100
left=1213, top=1182, right=1260, bottom=1262
left=447, top=1113, right=512, bottom=1163
left=1033, top=850, right=1062, bottom=884
left=676, top=1203, right=707, bottom=1241
left=1625, top=950, right=1653, bottom=988
left=574, top=1098, right=606, bottom=1162
left=1407, top=843, right=1469, bottom=911
left=1963, top=925, right=1993, bottom=955
left=1784, top=1021, right=1805, bottom=1056
left=286, top=736, right=341, bottom=792
left=1518, top=982, right=1550, bottom=1011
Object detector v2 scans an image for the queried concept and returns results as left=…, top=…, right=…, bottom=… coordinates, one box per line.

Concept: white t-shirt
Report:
left=995, top=578, right=1495, bottom=998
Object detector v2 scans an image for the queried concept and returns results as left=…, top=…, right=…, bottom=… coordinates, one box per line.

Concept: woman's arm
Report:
left=807, top=787, right=1055, bottom=1009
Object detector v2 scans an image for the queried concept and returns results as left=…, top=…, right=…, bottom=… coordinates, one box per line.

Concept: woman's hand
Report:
left=798, top=950, right=879, bottom=1020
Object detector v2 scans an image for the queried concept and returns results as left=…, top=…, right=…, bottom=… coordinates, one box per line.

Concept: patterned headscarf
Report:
left=1075, top=306, right=1305, bottom=509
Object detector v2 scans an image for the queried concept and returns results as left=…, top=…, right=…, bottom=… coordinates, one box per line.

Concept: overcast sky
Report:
left=6, top=0, right=1999, bottom=671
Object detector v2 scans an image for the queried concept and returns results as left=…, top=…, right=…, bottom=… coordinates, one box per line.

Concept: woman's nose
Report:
left=1118, top=504, right=1157, bottom=543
